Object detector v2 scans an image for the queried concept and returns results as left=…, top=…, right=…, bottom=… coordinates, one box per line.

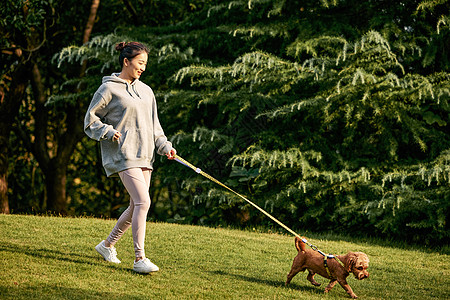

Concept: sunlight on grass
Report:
left=0, top=215, right=448, bottom=299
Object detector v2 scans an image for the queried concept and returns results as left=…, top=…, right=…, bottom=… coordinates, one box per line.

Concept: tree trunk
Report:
left=45, top=161, right=68, bottom=214
left=30, top=62, right=84, bottom=214
left=0, top=63, right=29, bottom=214
left=0, top=128, right=9, bottom=214
left=80, top=0, right=100, bottom=76
left=83, top=0, right=100, bottom=44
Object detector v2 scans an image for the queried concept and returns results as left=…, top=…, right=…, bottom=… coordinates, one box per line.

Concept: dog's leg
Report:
left=324, top=279, right=337, bottom=294
left=286, top=265, right=304, bottom=285
left=307, top=270, right=321, bottom=286
left=336, top=279, right=358, bottom=299
left=285, top=255, right=305, bottom=285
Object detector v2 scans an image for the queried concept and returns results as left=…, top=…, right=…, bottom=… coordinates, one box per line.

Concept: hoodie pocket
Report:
left=118, top=129, right=148, bottom=160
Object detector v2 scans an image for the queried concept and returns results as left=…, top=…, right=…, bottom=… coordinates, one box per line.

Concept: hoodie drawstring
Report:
left=132, top=85, right=141, bottom=98
left=125, top=83, right=141, bottom=99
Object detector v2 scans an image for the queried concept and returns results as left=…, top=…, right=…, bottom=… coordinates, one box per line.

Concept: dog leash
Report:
left=173, top=154, right=346, bottom=271
left=174, top=154, right=304, bottom=239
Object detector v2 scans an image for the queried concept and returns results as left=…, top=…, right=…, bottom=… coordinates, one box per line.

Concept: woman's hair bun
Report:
left=115, top=42, right=127, bottom=51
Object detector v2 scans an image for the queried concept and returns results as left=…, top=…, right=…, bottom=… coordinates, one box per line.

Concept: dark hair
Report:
left=115, top=42, right=149, bottom=68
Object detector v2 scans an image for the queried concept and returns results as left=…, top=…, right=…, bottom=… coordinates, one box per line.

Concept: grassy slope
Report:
left=0, top=215, right=448, bottom=299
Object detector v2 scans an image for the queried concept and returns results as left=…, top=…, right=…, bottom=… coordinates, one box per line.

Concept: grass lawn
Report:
left=0, top=214, right=448, bottom=299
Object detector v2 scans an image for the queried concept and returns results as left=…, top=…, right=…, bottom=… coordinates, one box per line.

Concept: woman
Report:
left=84, top=41, right=176, bottom=273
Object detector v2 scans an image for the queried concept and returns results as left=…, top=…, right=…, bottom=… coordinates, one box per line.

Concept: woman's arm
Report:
left=84, top=92, right=118, bottom=141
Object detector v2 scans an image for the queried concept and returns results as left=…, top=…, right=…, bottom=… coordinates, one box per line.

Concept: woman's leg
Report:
left=111, top=168, right=151, bottom=259
left=105, top=170, right=136, bottom=247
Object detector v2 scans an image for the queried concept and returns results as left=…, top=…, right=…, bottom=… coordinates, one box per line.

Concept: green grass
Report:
left=0, top=215, right=448, bottom=299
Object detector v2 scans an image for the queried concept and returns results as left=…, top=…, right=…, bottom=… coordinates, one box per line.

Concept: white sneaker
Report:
left=133, top=258, right=159, bottom=273
left=95, top=240, right=121, bottom=264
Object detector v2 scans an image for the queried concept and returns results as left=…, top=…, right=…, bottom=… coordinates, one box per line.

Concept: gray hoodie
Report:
left=84, top=73, right=172, bottom=176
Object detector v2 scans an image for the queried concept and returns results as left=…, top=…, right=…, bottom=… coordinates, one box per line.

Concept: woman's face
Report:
left=123, top=52, right=148, bottom=81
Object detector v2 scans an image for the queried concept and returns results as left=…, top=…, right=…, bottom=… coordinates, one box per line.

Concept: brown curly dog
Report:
left=286, top=237, right=369, bottom=299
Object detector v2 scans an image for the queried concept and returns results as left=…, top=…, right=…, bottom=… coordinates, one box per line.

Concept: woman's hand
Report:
left=166, top=148, right=177, bottom=160
left=112, top=131, right=122, bottom=142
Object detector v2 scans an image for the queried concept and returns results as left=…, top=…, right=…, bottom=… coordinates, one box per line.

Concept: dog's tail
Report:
left=295, top=236, right=307, bottom=252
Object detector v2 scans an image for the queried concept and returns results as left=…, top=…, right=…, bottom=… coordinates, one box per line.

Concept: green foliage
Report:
left=155, top=0, right=450, bottom=245
left=0, top=0, right=48, bottom=40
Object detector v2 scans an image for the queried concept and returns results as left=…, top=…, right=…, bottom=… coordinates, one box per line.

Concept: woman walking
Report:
left=84, top=41, right=176, bottom=273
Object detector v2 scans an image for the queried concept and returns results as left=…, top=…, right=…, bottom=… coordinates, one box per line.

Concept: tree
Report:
left=0, top=0, right=51, bottom=213
left=3, top=0, right=101, bottom=214
left=168, top=0, right=449, bottom=243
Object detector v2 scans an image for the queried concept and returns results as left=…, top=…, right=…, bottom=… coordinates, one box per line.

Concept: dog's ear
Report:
left=346, top=252, right=357, bottom=272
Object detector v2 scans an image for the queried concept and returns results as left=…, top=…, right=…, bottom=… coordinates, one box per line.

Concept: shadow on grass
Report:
left=207, top=269, right=322, bottom=294
left=0, top=241, right=120, bottom=270
left=0, top=241, right=163, bottom=277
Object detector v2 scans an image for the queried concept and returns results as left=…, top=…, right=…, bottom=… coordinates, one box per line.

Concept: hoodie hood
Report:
left=102, top=73, right=141, bottom=98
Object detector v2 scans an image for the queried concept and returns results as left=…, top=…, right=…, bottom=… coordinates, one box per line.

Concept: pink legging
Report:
left=106, top=168, right=152, bottom=258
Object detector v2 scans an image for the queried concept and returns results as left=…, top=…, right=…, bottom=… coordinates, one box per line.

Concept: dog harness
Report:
left=323, top=254, right=345, bottom=279
left=299, top=237, right=347, bottom=279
